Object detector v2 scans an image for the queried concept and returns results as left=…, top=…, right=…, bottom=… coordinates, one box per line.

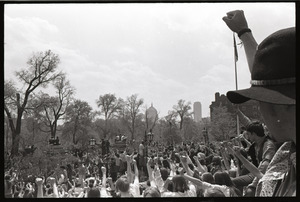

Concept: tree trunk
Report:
left=10, top=110, right=23, bottom=157
left=11, top=131, right=21, bottom=157
left=180, top=116, right=183, bottom=130
left=73, top=131, right=76, bottom=145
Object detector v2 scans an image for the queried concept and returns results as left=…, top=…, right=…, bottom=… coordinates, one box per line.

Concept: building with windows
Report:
left=210, top=92, right=262, bottom=126
left=193, top=101, right=202, bottom=122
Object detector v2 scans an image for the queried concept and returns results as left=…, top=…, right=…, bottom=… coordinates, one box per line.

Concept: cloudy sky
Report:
left=4, top=2, right=295, bottom=118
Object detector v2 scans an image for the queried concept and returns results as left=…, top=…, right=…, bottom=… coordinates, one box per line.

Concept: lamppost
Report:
left=202, top=128, right=209, bottom=145
left=89, top=138, right=96, bottom=147
left=89, top=138, right=96, bottom=157
left=145, top=129, right=154, bottom=157
left=147, top=130, right=154, bottom=146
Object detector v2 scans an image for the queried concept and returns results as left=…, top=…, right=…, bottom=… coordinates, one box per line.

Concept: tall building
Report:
left=193, top=101, right=202, bottom=122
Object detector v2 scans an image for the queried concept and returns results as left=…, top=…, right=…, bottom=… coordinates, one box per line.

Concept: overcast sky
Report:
left=4, top=2, right=295, bottom=118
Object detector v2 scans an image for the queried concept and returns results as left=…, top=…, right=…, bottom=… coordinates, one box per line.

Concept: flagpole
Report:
left=233, top=33, right=240, bottom=137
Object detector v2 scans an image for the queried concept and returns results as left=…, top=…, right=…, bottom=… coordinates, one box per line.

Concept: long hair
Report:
left=213, top=172, right=242, bottom=196
left=172, top=175, right=189, bottom=193
left=214, top=172, right=234, bottom=187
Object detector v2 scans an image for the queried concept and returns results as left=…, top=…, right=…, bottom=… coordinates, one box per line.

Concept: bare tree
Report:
left=4, top=50, right=63, bottom=156
left=33, top=74, right=74, bottom=139
left=120, top=94, right=144, bottom=142
left=172, top=99, right=192, bottom=130
left=96, top=93, right=123, bottom=139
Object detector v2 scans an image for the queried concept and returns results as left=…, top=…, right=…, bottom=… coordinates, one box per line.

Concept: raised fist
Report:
left=47, top=177, right=56, bottom=185
left=101, top=166, right=106, bottom=174
left=222, top=10, right=249, bottom=33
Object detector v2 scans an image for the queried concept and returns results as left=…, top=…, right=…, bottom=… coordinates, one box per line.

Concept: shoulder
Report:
left=264, top=138, right=276, bottom=148
left=263, top=139, right=276, bottom=156
left=162, top=191, right=176, bottom=197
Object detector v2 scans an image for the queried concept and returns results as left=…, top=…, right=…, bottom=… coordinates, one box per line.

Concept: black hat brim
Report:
left=227, top=84, right=295, bottom=105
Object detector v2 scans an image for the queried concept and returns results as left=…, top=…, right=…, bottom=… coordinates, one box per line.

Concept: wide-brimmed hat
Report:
left=227, top=27, right=295, bottom=105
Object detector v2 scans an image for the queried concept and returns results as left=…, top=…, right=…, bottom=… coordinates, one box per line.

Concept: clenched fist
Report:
left=223, top=10, right=249, bottom=33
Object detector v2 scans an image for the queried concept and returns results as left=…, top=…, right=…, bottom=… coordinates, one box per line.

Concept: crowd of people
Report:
left=4, top=9, right=295, bottom=198
left=3, top=121, right=293, bottom=198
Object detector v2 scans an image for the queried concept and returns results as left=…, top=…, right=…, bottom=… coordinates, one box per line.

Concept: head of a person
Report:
left=197, top=152, right=206, bottom=165
left=201, top=172, right=214, bottom=184
left=203, top=187, right=226, bottom=197
left=87, top=187, right=100, bottom=198
left=245, top=121, right=265, bottom=142
left=227, top=27, right=295, bottom=144
left=214, top=171, right=234, bottom=187
left=160, top=167, right=169, bottom=181
left=115, top=175, right=130, bottom=193
left=205, top=155, right=213, bottom=165
left=143, top=186, right=161, bottom=197
left=171, top=175, right=188, bottom=193
left=211, top=156, right=222, bottom=167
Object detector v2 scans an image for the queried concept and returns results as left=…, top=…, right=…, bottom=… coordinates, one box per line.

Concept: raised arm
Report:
left=126, top=154, right=133, bottom=184
left=48, top=177, right=59, bottom=198
left=220, top=146, right=231, bottom=171
left=101, top=166, right=107, bottom=189
left=193, top=156, right=207, bottom=174
left=223, top=10, right=258, bottom=73
left=179, top=155, right=194, bottom=177
left=227, top=146, right=263, bottom=179
left=146, top=157, right=156, bottom=186
left=238, top=132, right=252, bottom=149
left=100, top=166, right=111, bottom=197
left=132, top=159, right=139, bottom=184
left=35, top=178, right=44, bottom=198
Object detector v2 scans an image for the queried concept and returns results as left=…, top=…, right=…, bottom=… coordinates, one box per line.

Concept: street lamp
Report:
left=147, top=129, right=154, bottom=145
left=89, top=138, right=96, bottom=147
left=88, top=138, right=96, bottom=157
left=202, top=128, right=209, bottom=145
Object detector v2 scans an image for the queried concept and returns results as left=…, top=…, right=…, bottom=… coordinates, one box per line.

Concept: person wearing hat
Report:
left=223, top=10, right=295, bottom=196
